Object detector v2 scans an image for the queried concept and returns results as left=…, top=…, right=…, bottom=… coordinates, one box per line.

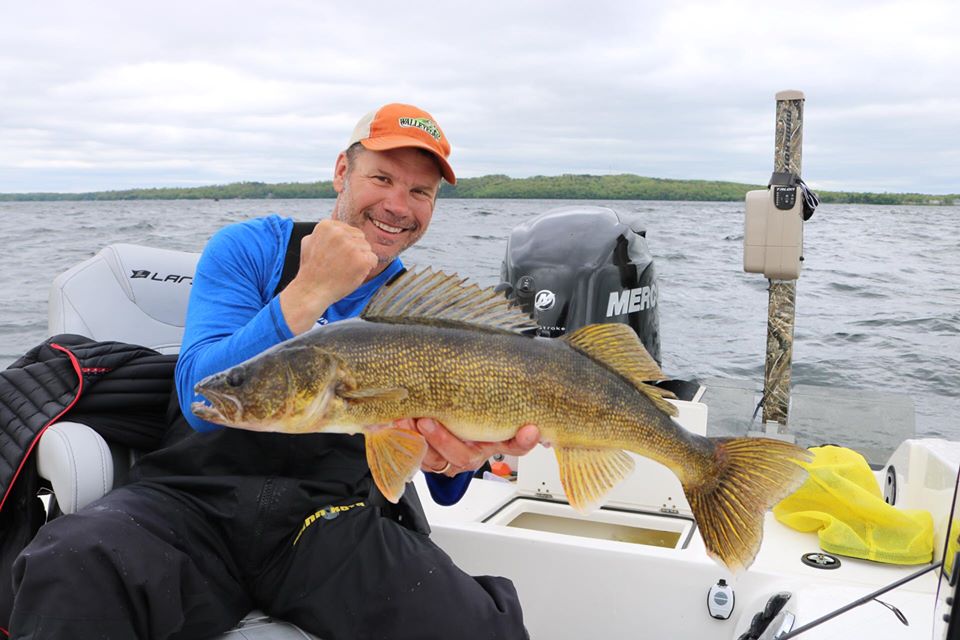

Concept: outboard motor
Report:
left=500, top=205, right=661, bottom=364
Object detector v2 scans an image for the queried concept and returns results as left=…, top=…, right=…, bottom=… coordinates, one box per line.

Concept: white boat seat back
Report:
left=48, top=243, right=199, bottom=353
left=40, top=243, right=199, bottom=513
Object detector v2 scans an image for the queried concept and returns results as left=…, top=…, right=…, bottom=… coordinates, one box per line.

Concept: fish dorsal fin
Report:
left=365, top=427, right=428, bottom=503
left=561, top=323, right=678, bottom=417
left=555, top=448, right=636, bottom=513
left=362, top=267, right=536, bottom=333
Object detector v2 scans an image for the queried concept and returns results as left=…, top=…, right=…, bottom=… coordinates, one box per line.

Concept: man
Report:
left=10, top=104, right=536, bottom=639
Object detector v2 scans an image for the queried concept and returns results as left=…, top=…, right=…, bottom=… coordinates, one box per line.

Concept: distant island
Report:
left=0, top=174, right=955, bottom=205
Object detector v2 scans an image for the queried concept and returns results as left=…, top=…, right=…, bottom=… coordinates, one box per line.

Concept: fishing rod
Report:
left=777, top=560, right=942, bottom=638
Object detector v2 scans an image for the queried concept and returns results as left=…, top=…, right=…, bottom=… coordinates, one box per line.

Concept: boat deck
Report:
left=417, top=474, right=941, bottom=639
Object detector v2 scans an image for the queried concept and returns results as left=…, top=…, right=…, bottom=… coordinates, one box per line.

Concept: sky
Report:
left=1, top=0, right=957, bottom=195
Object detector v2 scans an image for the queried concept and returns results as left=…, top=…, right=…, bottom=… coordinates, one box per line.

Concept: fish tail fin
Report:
left=683, top=437, right=810, bottom=572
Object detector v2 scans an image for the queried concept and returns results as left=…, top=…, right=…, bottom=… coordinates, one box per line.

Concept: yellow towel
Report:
left=773, top=445, right=933, bottom=564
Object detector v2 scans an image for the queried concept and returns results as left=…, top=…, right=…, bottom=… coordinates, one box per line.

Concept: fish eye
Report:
left=226, top=371, right=245, bottom=387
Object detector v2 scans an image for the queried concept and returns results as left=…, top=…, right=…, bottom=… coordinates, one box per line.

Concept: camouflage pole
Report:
left=762, top=90, right=804, bottom=430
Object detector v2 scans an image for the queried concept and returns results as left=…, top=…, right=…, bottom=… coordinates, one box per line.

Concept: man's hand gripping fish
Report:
left=193, top=269, right=810, bottom=572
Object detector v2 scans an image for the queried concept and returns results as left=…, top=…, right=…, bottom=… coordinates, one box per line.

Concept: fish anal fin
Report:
left=561, top=324, right=678, bottom=417
left=339, top=386, right=409, bottom=403
left=365, top=427, right=428, bottom=503
left=555, top=447, right=635, bottom=513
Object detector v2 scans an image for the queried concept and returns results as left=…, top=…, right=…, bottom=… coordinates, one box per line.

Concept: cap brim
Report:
left=360, top=136, right=456, bottom=185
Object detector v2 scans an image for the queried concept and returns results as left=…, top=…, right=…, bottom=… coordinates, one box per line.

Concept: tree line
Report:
left=1, top=174, right=954, bottom=205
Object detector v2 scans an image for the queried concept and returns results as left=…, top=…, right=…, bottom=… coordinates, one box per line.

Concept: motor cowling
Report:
left=500, top=205, right=661, bottom=364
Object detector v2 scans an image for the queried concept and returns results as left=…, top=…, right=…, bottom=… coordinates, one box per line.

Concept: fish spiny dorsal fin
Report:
left=362, top=267, right=537, bottom=334
left=561, top=323, right=679, bottom=417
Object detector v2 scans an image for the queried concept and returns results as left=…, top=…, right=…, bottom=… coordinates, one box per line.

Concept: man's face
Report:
left=332, top=146, right=442, bottom=265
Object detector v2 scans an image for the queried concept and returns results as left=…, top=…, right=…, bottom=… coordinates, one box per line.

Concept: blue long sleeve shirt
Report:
left=176, top=214, right=472, bottom=505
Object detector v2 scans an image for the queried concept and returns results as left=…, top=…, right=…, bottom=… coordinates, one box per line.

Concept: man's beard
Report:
left=335, top=180, right=424, bottom=264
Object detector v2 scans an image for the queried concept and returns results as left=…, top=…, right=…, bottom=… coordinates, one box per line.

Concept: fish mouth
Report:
left=191, top=383, right=242, bottom=425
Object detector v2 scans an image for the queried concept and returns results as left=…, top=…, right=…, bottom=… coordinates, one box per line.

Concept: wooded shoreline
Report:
left=2, top=174, right=955, bottom=205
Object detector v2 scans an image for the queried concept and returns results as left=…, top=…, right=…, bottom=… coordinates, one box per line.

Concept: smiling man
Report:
left=10, top=104, right=535, bottom=640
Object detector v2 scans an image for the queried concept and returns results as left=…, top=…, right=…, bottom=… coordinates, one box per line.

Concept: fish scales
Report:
left=309, top=319, right=709, bottom=474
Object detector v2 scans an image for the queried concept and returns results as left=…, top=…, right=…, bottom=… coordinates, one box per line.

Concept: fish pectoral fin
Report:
left=365, top=427, right=428, bottom=503
left=561, top=324, right=678, bottom=418
left=555, top=447, right=635, bottom=513
left=339, top=386, right=409, bottom=403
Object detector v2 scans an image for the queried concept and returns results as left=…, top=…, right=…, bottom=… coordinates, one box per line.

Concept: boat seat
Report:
left=38, top=243, right=321, bottom=640
left=48, top=243, right=199, bottom=354
left=44, top=243, right=201, bottom=500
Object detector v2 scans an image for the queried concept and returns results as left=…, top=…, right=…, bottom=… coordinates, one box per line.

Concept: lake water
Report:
left=2, top=198, right=957, bottom=463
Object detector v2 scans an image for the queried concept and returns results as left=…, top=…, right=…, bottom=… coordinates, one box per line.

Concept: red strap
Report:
left=0, top=343, right=84, bottom=514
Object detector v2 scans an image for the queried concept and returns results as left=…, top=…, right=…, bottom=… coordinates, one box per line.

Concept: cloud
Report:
left=1, top=0, right=957, bottom=193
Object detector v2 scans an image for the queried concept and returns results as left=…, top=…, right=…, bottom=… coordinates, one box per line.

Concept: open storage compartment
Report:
left=484, top=497, right=695, bottom=549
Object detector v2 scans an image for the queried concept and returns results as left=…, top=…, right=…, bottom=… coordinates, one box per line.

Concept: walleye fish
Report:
left=193, top=268, right=809, bottom=571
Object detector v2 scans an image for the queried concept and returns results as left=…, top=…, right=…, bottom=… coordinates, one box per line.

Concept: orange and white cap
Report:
left=348, top=103, right=456, bottom=184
